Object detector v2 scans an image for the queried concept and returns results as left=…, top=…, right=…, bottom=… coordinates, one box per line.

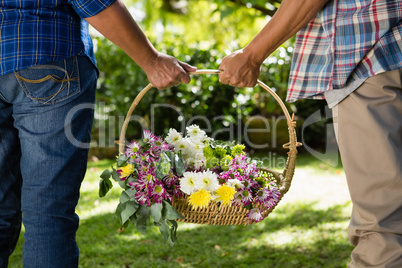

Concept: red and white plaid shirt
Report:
left=287, top=0, right=402, bottom=103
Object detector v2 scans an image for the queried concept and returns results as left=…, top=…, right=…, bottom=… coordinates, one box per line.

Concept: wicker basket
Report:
left=118, top=69, right=301, bottom=226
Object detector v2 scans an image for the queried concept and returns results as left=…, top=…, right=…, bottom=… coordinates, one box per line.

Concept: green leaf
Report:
left=155, top=152, right=171, bottom=179
left=111, top=168, right=120, bottom=182
left=167, top=238, right=174, bottom=247
left=129, top=214, right=137, bottom=226
left=125, top=187, right=137, bottom=199
left=118, top=179, right=127, bottom=190
left=122, top=220, right=129, bottom=229
left=121, top=201, right=139, bottom=225
left=162, top=200, right=184, bottom=220
left=99, top=170, right=113, bottom=197
left=99, top=178, right=112, bottom=197
left=136, top=215, right=149, bottom=234
left=136, top=205, right=151, bottom=220
left=163, top=150, right=175, bottom=162
left=151, top=203, right=163, bottom=222
left=174, top=154, right=185, bottom=176
left=119, top=191, right=130, bottom=203
left=169, top=220, right=178, bottom=243
left=119, top=188, right=137, bottom=204
left=115, top=203, right=125, bottom=225
left=116, top=154, right=129, bottom=167
left=100, top=169, right=112, bottom=180
left=158, top=219, right=170, bottom=243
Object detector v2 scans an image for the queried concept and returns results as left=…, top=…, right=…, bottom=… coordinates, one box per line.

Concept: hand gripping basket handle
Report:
left=118, top=69, right=301, bottom=195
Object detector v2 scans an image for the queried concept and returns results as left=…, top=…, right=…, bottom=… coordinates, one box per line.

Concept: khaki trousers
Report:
left=333, top=69, right=402, bottom=267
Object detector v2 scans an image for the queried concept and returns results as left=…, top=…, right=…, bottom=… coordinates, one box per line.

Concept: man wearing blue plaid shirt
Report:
left=219, top=0, right=402, bottom=267
left=0, top=0, right=196, bottom=267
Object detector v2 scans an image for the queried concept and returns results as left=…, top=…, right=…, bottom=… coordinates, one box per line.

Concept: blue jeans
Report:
left=0, top=56, right=97, bottom=267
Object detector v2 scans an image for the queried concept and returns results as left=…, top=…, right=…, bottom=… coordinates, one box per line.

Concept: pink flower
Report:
left=132, top=176, right=151, bottom=192
left=232, top=189, right=253, bottom=206
left=151, top=182, right=167, bottom=203
left=125, top=141, right=140, bottom=158
left=255, top=188, right=270, bottom=204
left=232, top=192, right=244, bottom=206
left=247, top=208, right=263, bottom=222
left=239, top=189, right=253, bottom=205
left=163, top=171, right=179, bottom=187
left=263, top=188, right=281, bottom=209
left=135, top=190, right=151, bottom=206
left=143, top=130, right=155, bottom=142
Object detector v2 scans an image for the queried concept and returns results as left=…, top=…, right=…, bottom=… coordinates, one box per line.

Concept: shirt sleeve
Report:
left=69, top=0, right=117, bottom=18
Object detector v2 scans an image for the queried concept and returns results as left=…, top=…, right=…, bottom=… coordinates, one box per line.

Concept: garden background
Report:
left=10, top=0, right=353, bottom=267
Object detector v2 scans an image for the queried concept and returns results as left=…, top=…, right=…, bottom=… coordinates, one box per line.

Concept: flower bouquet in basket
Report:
left=99, top=124, right=281, bottom=246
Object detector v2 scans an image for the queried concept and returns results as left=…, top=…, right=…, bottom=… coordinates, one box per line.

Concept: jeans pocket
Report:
left=14, top=56, right=81, bottom=105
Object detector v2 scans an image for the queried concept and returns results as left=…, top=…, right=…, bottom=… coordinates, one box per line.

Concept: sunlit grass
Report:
left=9, top=154, right=353, bottom=268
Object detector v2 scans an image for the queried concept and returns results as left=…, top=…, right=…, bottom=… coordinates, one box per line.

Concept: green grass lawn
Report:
left=9, top=153, right=353, bottom=268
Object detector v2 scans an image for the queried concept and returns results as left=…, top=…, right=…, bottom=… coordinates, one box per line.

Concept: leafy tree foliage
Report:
left=91, top=0, right=328, bottom=155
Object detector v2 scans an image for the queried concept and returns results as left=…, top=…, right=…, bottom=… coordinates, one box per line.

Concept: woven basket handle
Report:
left=118, top=69, right=300, bottom=194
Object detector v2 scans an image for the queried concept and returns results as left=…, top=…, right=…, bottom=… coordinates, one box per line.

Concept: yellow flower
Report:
left=215, top=184, right=236, bottom=206
left=188, top=189, right=211, bottom=210
left=118, top=164, right=134, bottom=178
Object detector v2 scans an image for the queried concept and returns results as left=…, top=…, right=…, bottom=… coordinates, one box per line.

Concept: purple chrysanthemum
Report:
left=121, top=130, right=179, bottom=205
left=263, top=188, right=281, bottom=209
left=247, top=208, right=263, bottom=222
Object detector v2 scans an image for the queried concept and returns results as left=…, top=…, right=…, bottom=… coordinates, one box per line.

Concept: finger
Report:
left=179, top=73, right=191, bottom=84
left=229, top=80, right=241, bottom=87
left=220, top=79, right=231, bottom=85
left=179, top=61, right=197, bottom=72
left=238, top=82, right=247, bottom=88
left=218, top=72, right=224, bottom=83
left=220, top=79, right=230, bottom=85
left=168, top=62, right=190, bottom=84
left=218, top=72, right=229, bottom=84
left=177, top=66, right=193, bottom=84
left=227, top=76, right=240, bottom=86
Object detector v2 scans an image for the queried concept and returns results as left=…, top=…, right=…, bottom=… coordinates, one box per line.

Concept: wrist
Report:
left=243, top=44, right=266, bottom=68
left=137, top=47, right=159, bottom=72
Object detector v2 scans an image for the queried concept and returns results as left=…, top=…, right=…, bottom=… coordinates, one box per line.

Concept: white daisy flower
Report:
left=186, top=124, right=207, bottom=142
left=193, top=156, right=206, bottom=170
left=190, top=140, right=205, bottom=151
left=186, top=124, right=201, bottom=137
left=227, top=179, right=244, bottom=190
left=201, top=135, right=212, bottom=144
left=165, top=128, right=182, bottom=145
left=184, top=157, right=196, bottom=167
left=176, top=138, right=190, bottom=154
left=179, top=172, right=198, bottom=195
left=195, top=170, right=219, bottom=192
left=193, top=150, right=205, bottom=160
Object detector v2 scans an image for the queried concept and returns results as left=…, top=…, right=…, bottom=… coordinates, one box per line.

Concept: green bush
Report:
left=92, top=38, right=327, bottom=157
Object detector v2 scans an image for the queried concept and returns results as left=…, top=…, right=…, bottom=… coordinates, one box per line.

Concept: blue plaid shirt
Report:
left=287, top=0, right=402, bottom=103
left=0, top=0, right=116, bottom=76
